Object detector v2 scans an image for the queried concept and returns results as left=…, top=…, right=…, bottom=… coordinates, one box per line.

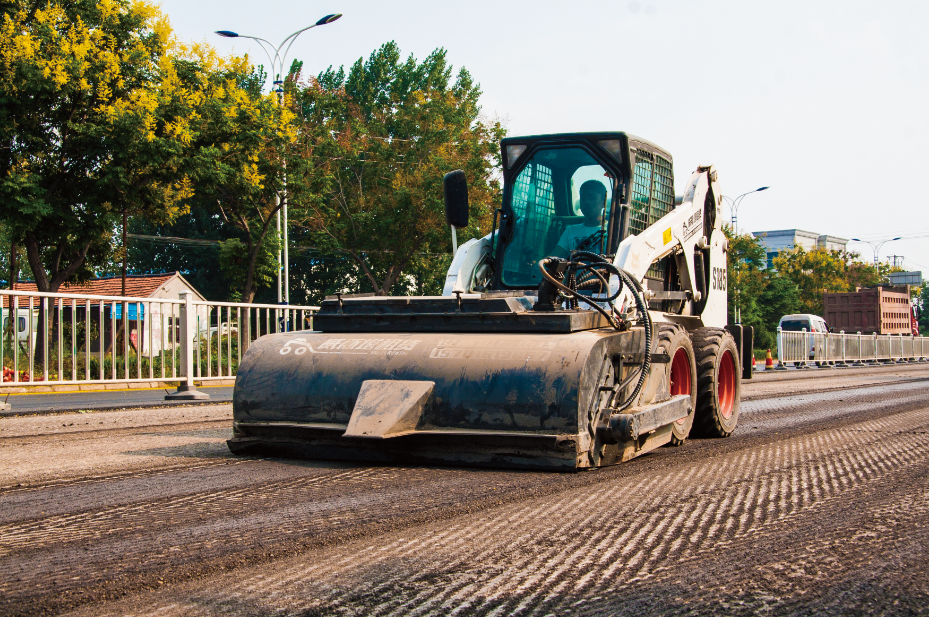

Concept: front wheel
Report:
left=691, top=328, right=741, bottom=437
left=656, top=325, right=697, bottom=446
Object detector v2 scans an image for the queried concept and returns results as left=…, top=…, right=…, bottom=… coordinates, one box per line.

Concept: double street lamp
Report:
left=216, top=13, right=343, bottom=304
left=850, top=237, right=902, bottom=266
left=721, top=186, right=769, bottom=234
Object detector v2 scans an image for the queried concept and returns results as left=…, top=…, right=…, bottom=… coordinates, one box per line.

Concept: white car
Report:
left=2, top=309, right=39, bottom=349
left=777, top=313, right=829, bottom=361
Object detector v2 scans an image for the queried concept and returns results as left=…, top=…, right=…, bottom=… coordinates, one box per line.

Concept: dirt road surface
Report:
left=1, top=364, right=927, bottom=616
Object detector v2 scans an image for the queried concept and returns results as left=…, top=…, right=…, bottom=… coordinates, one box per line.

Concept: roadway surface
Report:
left=0, top=364, right=927, bottom=616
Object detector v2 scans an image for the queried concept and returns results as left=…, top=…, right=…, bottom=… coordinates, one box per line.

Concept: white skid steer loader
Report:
left=229, top=132, right=751, bottom=470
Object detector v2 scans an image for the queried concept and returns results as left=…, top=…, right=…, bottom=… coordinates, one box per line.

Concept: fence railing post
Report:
left=165, top=291, right=209, bottom=401
left=0, top=303, right=6, bottom=411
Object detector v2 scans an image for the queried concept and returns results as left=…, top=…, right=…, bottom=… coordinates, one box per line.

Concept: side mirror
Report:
left=443, top=170, right=469, bottom=228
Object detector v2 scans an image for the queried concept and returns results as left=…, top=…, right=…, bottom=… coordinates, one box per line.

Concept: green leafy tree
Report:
left=724, top=226, right=767, bottom=326
left=182, top=62, right=308, bottom=304
left=773, top=246, right=898, bottom=317
left=773, top=247, right=854, bottom=315
left=0, top=0, right=212, bottom=363
left=723, top=227, right=802, bottom=349
left=756, top=275, right=802, bottom=347
left=217, top=233, right=281, bottom=302
left=291, top=42, right=505, bottom=296
left=917, top=285, right=929, bottom=336
left=0, top=0, right=196, bottom=294
left=847, top=259, right=894, bottom=290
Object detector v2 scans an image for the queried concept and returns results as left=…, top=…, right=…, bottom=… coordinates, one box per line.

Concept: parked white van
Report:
left=777, top=313, right=829, bottom=362
left=1, top=309, right=39, bottom=348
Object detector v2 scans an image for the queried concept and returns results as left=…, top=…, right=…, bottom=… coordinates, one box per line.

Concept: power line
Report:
left=128, top=234, right=454, bottom=258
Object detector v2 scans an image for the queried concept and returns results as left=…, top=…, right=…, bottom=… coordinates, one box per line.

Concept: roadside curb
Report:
left=0, top=398, right=231, bottom=418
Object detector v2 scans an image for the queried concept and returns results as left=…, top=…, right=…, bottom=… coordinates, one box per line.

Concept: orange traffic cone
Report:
left=765, top=349, right=774, bottom=369
left=752, top=355, right=757, bottom=371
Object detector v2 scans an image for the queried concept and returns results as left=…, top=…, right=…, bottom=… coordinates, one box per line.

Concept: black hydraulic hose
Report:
left=614, top=267, right=652, bottom=413
left=571, top=250, right=609, bottom=264
left=544, top=249, right=653, bottom=411
left=537, top=259, right=621, bottom=330
left=573, top=264, right=622, bottom=302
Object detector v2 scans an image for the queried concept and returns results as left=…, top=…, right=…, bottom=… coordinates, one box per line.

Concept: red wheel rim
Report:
left=670, top=347, right=692, bottom=424
left=718, top=349, right=736, bottom=418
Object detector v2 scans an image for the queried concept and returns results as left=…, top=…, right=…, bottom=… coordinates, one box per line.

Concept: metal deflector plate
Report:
left=343, top=380, right=435, bottom=439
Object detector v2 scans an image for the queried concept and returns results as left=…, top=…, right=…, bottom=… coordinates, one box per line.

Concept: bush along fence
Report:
left=0, top=289, right=318, bottom=409
left=776, top=327, right=929, bottom=369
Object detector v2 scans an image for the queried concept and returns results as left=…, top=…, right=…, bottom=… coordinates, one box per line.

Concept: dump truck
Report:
left=823, top=285, right=914, bottom=335
left=228, top=132, right=752, bottom=470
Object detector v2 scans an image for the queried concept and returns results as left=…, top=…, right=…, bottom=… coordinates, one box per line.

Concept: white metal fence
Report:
left=777, top=327, right=929, bottom=366
left=0, top=289, right=318, bottom=403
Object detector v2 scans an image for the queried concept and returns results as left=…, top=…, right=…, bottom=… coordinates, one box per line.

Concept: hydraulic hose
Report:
left=569, top=250, right=653, bottom=412
left=537, top=259, right=621, bottom=330
left=537, top=250, right=653, bottom=412
left=613, top=267, right=652, bottom=413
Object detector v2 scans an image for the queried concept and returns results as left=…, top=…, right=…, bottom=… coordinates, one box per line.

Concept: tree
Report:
left=847, top=259, right=893, bottom=290
left=0, top=0, right=212, bottom=364
left=773, top=247, right=858, bottom=316
left=291, top=42, right=505, bottom=296
left=724, top=226, right=767, bottom=326
left=0, top=0, right=196, bottom=295
left=722, top=227, right=803, bottom=349
left=917, top=285, right=929, bottom=336
left=182, top=62, right=304, bottom=304
left=756, top=275, right=802, bottom=348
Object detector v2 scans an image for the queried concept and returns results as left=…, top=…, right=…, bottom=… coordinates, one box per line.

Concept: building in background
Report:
left=6, top=273, right=207, bottom=354
left=751, top=229, right=850, bottom=269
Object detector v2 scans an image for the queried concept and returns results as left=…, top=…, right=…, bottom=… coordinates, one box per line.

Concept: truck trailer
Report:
left=823, top=285, right=913, bottom=335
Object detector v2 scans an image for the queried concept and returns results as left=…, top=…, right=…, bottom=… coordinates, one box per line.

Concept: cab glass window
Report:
left=501, top=147, right=613, bottom=287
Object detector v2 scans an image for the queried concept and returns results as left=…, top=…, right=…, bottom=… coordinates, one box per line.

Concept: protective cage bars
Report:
left=0, top=289, right=318, bottom=393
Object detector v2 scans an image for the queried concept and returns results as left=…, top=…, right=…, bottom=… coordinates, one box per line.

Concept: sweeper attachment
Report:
left=228, top=132, right=752, bottom=470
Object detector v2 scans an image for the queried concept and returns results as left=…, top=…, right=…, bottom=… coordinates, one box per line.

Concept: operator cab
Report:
left=493, top=133, right=677, bottom=292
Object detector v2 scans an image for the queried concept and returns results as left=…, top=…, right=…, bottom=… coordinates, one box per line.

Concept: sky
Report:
left=157, top=0, right=929, bottom=277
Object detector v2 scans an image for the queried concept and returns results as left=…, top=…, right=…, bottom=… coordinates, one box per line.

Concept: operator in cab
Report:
left=552, top=180, right=608, bottom=257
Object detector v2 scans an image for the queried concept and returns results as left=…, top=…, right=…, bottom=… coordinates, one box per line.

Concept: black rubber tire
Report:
left=691, top=327, right=741, bottom=438
left=655, top=324, right=697, bottom=446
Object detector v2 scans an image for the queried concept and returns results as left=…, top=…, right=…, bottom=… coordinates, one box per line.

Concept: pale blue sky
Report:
left=158, top=0, right=929, bottom=276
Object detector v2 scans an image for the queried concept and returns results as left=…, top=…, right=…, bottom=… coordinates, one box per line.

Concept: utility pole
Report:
left=851, top=237, right=901, bottom=266
left=721, top=186, right=769, bottom=234
left=216, top=13, right=343, bottom=307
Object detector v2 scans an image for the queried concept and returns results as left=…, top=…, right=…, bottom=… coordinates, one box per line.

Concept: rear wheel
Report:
left=656, top=325, right=697, bottom=446
left=692, top=328, right=741, bottom=437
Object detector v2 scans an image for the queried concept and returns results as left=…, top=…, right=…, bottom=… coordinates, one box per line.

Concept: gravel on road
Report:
left=0, top=364, right=926, bottom=616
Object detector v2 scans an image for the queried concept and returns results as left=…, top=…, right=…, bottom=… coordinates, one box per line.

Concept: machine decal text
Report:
left=682, top=209, right=702, bottom=241
left=430, top=348, right=551, bottom=361
left=712, top=266, right=727, bottom=291
left=280, top=338, right=421, bottom=356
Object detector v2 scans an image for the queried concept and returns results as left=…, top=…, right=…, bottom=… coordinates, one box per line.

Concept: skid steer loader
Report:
left=228, top=132, right=752, bottom=470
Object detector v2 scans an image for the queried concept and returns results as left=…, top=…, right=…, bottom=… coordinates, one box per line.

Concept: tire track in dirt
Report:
left=73, top=403, right=929, bottom=617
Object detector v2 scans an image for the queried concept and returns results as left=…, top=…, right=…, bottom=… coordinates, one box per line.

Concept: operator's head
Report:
left=579, top=180, right=608, bottom=221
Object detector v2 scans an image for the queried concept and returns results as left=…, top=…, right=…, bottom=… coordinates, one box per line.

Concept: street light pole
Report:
left=720, top=186, right=769, bottom=234
left=216, top=13, right=342, bottom=305
left=850, top=237, right=902, bottom=266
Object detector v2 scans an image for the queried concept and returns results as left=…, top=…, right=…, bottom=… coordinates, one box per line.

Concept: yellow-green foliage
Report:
left=0, top=0, right=297, bottom=297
